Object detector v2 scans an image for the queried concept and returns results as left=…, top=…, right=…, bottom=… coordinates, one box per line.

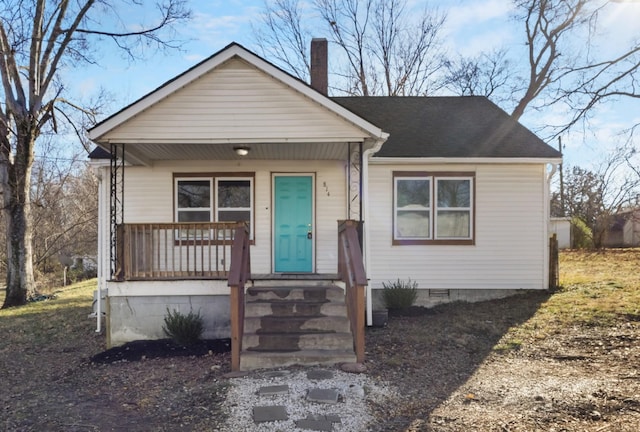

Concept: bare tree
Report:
left=254, top=0, right=446, bottom=96
left=31, top=155, right=98, bottom=278
left=0, top=207, right=4, bottom=281
left=510, top=0, right=590, bottom=120
left=443, top=49, right=516, bottom=107
left=253, top=0, right=311, bottom=81
left=510, top=0, right=640, bottom=132
left=0, top=0, right=190, bottom=308
left=554, top=146, right=640, bottom=248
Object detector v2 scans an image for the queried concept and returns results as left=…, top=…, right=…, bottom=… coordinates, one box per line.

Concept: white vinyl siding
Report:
left=100, top=58, right=369, bottom=143
left=120, top=160, right=346, bottom=274
left=369, top=163, right=548, bottom=291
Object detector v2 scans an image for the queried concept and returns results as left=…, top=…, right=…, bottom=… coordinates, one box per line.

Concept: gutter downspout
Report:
left=92, top=164, right=104, bottom=333
left=90, top=162, right=109, bottom=333
left=362, top=135, right=388, bottom=326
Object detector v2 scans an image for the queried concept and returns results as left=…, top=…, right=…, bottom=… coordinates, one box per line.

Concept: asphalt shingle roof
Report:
left=332, top=96, right=562, bottom=159
left=88, top=146, right=111, bottom=159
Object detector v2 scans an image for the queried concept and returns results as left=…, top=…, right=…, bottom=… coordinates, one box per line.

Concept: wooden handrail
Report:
left=228, top=225, right=251, bottom=371
left=338, top=220, right=366, bottom=363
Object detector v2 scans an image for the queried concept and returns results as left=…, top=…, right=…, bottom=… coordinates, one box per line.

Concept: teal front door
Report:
left=274, top=175, right=313, bottom=272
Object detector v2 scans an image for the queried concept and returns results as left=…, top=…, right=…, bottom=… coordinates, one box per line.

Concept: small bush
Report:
left=163, top=308, right=204, bottom=346
left=382, top=278, right=418, bottom=310
left=571, top=217, right=593, bottom=249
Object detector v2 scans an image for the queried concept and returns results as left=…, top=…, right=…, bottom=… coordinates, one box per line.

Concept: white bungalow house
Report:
left=88, top=40, right=562, bottom=370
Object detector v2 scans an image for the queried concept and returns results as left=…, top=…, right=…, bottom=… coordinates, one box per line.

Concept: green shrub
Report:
left=571, top=217, right=593, bottom=249
left=162, top=308, right=204, bottom=346
left=382, top=278, right=418, bottom=310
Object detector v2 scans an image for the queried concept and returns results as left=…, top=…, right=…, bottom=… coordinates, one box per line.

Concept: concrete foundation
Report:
left=370, top=288, right=536, bottom=310
left=107, top=295, right=230, bottom=348
left=105, top=288, right=538, bottom=347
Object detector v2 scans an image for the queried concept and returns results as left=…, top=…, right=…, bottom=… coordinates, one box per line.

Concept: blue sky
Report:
left=71, top=0, right=640, bottom=170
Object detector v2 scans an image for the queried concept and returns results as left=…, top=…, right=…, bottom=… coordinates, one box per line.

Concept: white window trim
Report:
left=434, top=176, right=474, bottom=240
left=393, top=176, right=432, bottom=240
left=175, top=177, right=213, bottom=222
left=393, top=172, right=475, bottom=245
left=215, top=177, right=254, bottom=240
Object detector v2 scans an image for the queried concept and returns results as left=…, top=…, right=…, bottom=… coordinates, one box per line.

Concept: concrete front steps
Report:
left=239, top=283, right=356, bottom=370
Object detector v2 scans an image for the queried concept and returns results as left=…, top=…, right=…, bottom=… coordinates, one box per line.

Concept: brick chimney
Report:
left=310, top=38, right=328, bottom=95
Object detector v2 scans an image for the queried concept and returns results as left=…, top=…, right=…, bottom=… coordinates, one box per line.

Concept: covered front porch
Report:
left=90, top=134, right=379, bottom=358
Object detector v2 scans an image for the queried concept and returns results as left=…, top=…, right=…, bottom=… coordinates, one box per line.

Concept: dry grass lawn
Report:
left=1, top=249, right=639, bottom=431
left=366, top=249, right=640, bottom=431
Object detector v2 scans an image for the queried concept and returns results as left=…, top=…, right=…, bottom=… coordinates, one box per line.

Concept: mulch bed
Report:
left=90, top=338, right=231, bottom=363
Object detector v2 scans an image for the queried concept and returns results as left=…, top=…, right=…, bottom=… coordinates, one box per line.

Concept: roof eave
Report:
left=369, top=156, right=563, bottom=164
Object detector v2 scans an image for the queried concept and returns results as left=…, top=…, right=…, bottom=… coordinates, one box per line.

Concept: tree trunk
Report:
left=2, top=128, right=37, bottom=308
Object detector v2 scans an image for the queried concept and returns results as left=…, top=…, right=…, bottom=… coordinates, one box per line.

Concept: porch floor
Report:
left=117, top=273, right=341, bottom=282
left=251, top=273, right=340, bottom=281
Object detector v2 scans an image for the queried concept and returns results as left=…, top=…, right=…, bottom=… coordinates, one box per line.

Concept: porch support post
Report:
left=358, top=142, right=363, bottom=247
left=347, top=142, right=365, bottom=247
left=109, top=143, right=124, bottom=280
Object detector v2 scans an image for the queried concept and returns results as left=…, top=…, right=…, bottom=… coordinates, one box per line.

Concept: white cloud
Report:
left=183, top=53, right=206, bottom=63
left=445, top=0, right=514, bottom=33
left=454, top=26, right=514, bottom=56
left=595, top=2, right=640, bottom=55
left=76, top=77, right=98, bottom=96
left=439, top=0, right=516, bottom=55
left=186, top=4, right=262, bottom=48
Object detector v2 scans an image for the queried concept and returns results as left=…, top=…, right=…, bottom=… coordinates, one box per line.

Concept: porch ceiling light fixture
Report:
left=234, top=146, right=250, bottom=156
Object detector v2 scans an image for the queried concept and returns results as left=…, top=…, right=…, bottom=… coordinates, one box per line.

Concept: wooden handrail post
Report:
left=354, top=283, right=365, bottom=361
left=338, top=220, right=367, bottom=364
left=228, top=224, right=250, bottom=371
left=229, top=285, right=241, bottom=371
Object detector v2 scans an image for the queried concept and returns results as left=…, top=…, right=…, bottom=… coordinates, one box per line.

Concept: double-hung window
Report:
left=175, top=174, right=254, bottom=240
left=393, top=172, right=474, bottom=245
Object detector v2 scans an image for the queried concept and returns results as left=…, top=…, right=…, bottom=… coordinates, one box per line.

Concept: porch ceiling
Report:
left=114, top=141, right=363, bottom=165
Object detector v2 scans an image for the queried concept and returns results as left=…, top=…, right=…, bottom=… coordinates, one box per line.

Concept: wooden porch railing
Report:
left=228, top=225, right=251, bottom=371
left=337, top=220, right=366, bottom=363
left=115, top=222, right=244, bottom=281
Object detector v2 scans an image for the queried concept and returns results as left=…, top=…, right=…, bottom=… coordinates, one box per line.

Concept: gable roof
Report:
left=88, top=43, right=386, bottom=146
left=333, top=96, right=562, bottom=159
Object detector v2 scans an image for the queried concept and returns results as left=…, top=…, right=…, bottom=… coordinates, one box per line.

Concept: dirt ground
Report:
left=366, top=293, right=640, bottom=431
left=1, top=250, right=639, bottom=431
